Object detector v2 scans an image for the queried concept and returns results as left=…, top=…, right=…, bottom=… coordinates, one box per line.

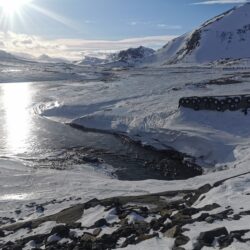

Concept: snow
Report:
left=117, top=237, right=174, bottom=250
left=148, top=3, right=250, bottom=65
left=1, top=28, right=250, bottom=249
left=77, top=205, right=119, bottom=227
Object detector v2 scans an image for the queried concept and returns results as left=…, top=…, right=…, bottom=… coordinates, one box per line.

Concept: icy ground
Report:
left=1, top=61, right=250, bottom=249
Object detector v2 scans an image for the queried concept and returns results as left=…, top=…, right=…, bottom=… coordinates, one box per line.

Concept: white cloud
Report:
left=193, top=0, right=249, bottom=4
left=0, top=31, right=176, bottom=60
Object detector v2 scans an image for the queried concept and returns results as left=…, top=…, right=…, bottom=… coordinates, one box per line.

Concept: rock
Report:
left=173, top=247, right=186, bottom=250
left=81, top=233, right=96, bottom=242
left=149, top=218, right=162, bottom=231
left=205, top=216, right=214, bottom=224
left=36, top=205, right=45, bottom=213
left=84, top=198, right=101, bottom=209
left=201, top=203, right=221, bottom=211
left=171, top=212, right=191, bottom=222
left=15, top=210, right=21, bottom=215
left=93, top=218, right=109, bottom=228
left=197, top=184, right=212, bottom=194
left=67, top=222, right=82, bottom=229
left=218, top=235, right=234, bottom=248
left=164, top=225, right=181, bottom=238
left=181, top=207, right=199, bottom=216
left=160, top=209, right=173, bottom=218
left=121, top=235, right=136, bottom=247
left=175, top=234, right=190, bottom=246
left=196, top=213, right=209, bottom=222
left=0, top=229, right=5, bottom=237
left=198, top=227, right=229, bottom=245
left=233, top=214, right=241, bottom=220
left=114, top=224, right=136, bottom=238
left=134, top=221, right=150, bottom=235
left=51, top=225, right=70, bottom=238
left=93, top=228, right=102, bottom=236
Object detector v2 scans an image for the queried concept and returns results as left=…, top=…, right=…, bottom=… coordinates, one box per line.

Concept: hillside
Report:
left=151, top=3, right=250, bottom=64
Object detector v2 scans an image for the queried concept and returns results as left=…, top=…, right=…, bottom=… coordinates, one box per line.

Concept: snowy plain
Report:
left=1, top=60, right=250, bottom=249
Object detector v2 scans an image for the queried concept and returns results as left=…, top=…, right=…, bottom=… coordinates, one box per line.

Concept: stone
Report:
left=36, top=205, right=45, bottom=213
left=201, top=203, right=221, bottom=211
left=196, top=213, right=209, bottom=222
left=84, top=198, right=101, bottom=210
left=93, top=218, right=109, bottom=228
left=233, top=214, right=241, bottom=220
left=51, top=225, right=70, bottom=238
left=198, top=227, right=229, bottom=245
left=218, top=235, right=234, bottom=248
left=15, top=210, right=21, bottom=215
left=160, top=209, right=173, bottom=218
left=175, top=234, right=190, bottom=246
left=164, top=225, right=181, bottom=238
left=205, top=216, right=214, bottom=224
left=81, top=233, right=96, bottom=242
left=0, top=229, right=5, bottom=237
left=93, top=228, right=102, bottom=237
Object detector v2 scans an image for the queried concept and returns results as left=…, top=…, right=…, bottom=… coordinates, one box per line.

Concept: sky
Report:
left=0, top=0, right=248, bottom=60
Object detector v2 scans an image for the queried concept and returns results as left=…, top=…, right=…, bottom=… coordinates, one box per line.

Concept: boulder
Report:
left=198, top=227, right=229, bottom=245
left=164, top=225, right=181, bottom=238
left=175, top=234, right=190, bottom=246
left=50, top=225, right=70, bottom=238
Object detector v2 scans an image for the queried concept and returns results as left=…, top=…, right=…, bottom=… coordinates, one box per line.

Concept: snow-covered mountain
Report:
left=77, top=46, right=155, bottom=67
left=37, top=54, right=69, bottom=63
left=111, top=46, right=155, bottom=65
left=0, top=50, right=21, bottom=61
left=152, top=3, right=250, bottom=64
left=76, top=56, right=109, bottom=66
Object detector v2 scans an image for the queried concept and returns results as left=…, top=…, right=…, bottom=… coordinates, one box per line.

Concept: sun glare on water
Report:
left=2, top=83, right=32, bottom=154
left=0, top=0, right=32, bottom=15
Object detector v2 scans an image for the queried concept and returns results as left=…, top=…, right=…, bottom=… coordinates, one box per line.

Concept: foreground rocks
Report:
left=1, top=181, right=250, bottom=250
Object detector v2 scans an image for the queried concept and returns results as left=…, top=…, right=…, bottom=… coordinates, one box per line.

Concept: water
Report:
left=0, top=81, right=201, bottom=180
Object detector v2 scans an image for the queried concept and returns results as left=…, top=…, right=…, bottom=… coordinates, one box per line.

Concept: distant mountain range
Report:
left=77, top=46, right=155, bottom=66
left=1, top=4, right=250, bottom=66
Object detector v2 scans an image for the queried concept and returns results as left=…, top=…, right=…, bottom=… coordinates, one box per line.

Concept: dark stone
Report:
left=196, top=213, right=209, bottom=222
left=200, top=203, right=221, bottom=211
left=218, top=235, right=234, bottom=248
left=233, top=214, right=241, bottom=220
left=36, top=205, right=45, bottom=213
left=15, top=210, right=21, bottom=215
left=93, top=228, right=102, bottom=237
left=51, top=225, right=70, bottom=238
left=81, top=233, right=96, bottom=242
left=205, top=216, right=214, bottom=224
left=198, top=227, right=229, bottom=245
left=175, top=234, right=190, bottom=246
left=0, top=229, right=5, bottom=237
left=84, top=198, right=101, bottom=210
left=93, top=218, right=109, bottom=228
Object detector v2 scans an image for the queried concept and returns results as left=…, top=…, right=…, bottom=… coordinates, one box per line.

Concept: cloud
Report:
left=128, top=21, right=182, bottom=30
left=157, top=24, right=182, bottom=30
left=193, top=0, right=249, bottom=4
left=0, top=31, right=176, bottom=60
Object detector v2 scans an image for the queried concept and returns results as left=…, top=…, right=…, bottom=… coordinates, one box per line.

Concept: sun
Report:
left=0, top=0, right=32, bottom=15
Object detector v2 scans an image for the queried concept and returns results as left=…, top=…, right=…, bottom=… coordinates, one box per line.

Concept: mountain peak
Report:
left=154, top=3, right=250, bottom=64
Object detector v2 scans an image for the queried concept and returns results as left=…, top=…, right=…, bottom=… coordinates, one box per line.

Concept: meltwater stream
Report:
left=0, top=81, right=201, bottom=181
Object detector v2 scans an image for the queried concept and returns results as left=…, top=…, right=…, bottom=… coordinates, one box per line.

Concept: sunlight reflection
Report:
left=0, top=193, right=32, bottom=201
left=2, top=83, right=31, bottom=154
